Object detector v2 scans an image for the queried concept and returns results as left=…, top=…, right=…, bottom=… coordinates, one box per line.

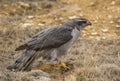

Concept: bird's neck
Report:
left=75, top=26, right=83, bottom=31
left=64, top=22, right=78, bottom=29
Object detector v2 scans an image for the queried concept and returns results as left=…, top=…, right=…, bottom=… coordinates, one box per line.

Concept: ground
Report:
left=0, top=0, right=120, bottom=81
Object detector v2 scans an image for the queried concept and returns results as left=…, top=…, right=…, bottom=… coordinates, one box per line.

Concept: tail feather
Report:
left=15, top=43, right=28, bottom=51
left=7, top=50, right=39, bottom=71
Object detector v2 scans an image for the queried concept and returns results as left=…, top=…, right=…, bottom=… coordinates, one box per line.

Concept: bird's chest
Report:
left=71, top=27, right=80, bottom=43
left=59, top=28, right=80, bottom=52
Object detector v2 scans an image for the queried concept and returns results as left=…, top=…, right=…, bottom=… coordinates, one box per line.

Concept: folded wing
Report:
left=15, top=26, right=73, bottom=51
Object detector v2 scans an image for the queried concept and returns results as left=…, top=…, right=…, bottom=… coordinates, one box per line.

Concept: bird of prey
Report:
left=7, top=18, right=91, bottom=71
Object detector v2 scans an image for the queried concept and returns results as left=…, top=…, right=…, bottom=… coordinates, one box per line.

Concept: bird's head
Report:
left=73, top=18, right=92, bottom=30
left=64, top=18, right=92, bottom=30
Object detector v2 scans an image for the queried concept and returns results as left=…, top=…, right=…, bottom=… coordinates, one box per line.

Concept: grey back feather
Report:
left=27, top=26, right=73, bottom=50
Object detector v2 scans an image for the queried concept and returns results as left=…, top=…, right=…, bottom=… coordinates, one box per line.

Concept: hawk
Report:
left=7, top=18, right=91, bottom=71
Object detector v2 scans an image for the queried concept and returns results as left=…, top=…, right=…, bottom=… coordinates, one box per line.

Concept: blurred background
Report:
left=0, top=0, right=120, bottom=81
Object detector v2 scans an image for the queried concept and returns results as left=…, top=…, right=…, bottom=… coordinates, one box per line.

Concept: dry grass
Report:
left=0, top=0, right=120, bottom=81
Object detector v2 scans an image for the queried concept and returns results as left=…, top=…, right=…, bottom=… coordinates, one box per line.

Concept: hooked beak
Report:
left=87, top=21, right=92, bottom=25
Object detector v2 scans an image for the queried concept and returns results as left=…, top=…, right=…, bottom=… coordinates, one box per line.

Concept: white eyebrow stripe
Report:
left=78, top=20, right=86, bottom=22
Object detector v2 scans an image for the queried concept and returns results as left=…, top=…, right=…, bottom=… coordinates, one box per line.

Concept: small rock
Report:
left=59, top=17, right=64, bottom=20
left=91, top=32, right=98, bottom=36
left=109, top=20, right=114, bottom=23
left=107, top=7, right=110, bottom=10
left=38, top=23, right=44, bottom=26
left=22, top=23, right=33, bottom=28
left=27, top=15, right=34, bottom=19
left=68, top=15, right=78, bottom=19
left=116, top=25, right=120, bottom=28
left=108, top=15, right=112, bottom=19
left=90, top=2, right=95, bottom=6
left=94, top=20, right=98, bottom=23
left=111, top=1, right=116, bottom=5
left=101, top=28, right=108, bottom=33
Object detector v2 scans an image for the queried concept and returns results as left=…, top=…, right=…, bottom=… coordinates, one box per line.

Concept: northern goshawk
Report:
left=7, top=18, right=91, bottom=71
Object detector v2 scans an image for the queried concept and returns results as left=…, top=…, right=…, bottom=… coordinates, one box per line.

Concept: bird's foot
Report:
left=59, top=62, right=71, bottom=70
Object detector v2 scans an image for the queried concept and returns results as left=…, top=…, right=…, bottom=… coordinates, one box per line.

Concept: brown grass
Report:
left=0, top=0, right=120, bottom=81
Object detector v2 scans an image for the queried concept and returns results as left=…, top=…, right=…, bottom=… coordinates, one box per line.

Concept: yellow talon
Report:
left=59, top=62, right=70, bottom=70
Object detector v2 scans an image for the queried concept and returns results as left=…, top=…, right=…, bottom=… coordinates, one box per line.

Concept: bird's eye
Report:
left=82, top=21, right=87, bottom=23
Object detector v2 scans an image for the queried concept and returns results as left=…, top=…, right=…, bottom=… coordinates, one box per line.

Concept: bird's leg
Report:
left=59, top=61, right=70, bottom=70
